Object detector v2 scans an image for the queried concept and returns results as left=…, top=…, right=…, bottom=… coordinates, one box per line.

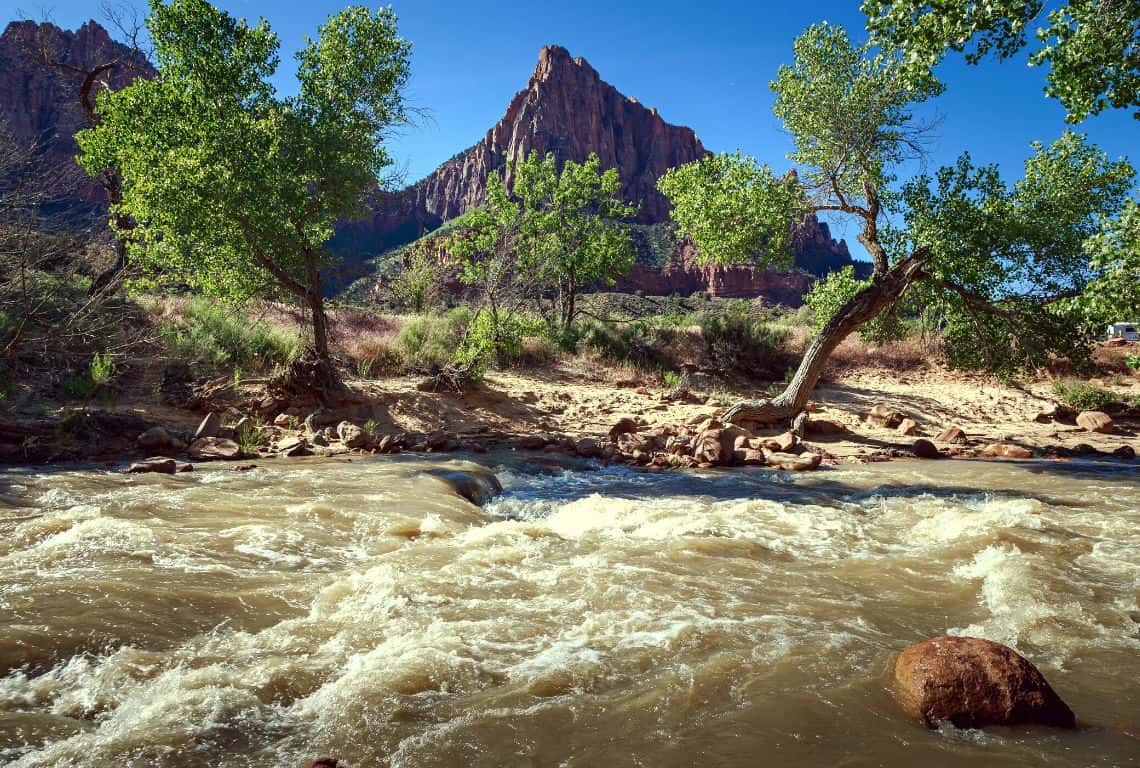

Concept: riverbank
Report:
left=2, top=348, right=1137, bottom=469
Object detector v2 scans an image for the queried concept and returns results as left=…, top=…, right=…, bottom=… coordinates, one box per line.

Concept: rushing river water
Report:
left=0, top=455, right=1137, bottom=767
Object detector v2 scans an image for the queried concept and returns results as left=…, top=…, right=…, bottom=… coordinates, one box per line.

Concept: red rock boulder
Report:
left=893, top=636, right=1075, bottom=729
left=1076, top=411, right=1114, bottom=434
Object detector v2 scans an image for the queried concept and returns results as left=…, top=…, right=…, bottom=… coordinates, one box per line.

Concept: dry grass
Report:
left=824, top=333, right=937, bottom=379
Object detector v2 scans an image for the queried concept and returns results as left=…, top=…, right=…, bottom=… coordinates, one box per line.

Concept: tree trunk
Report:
left=723, top=251, right=927, bottom=426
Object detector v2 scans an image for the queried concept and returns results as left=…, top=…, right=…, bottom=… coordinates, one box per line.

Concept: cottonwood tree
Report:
left=445, top=172, right=543, bottom=367
left=863, top=0, right=1140, bottom=122
left=77, top=0, right=410, bottom=390
left=658, top=23, right=1135, bottom=426
left=511, top=151, right=638, bottom=328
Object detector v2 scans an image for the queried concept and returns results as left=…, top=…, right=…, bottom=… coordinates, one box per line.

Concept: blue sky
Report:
left=10, top=0, right=1136, bottom=258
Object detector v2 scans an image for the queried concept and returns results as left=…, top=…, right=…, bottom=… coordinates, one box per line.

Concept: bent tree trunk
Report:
left=723, top=251, right=928, bottom=426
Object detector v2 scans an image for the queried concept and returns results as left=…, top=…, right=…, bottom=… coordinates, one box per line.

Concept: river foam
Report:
left=0, top=457, right=1137, bottom=766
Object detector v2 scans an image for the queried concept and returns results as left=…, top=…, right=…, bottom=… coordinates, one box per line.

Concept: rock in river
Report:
left=187, top=437, right=242, bottom=461
left=1076, top=411, right=1114, bottom=434
left=893, top=636, right=1075, bottom=729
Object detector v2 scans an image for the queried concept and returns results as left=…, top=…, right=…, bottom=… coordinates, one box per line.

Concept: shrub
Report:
left=1126, top=353, right=1140, bottom=371
left=160, top=299, right=300, bottom=372
left=348, top=336, right=403, bottom=378
left=698, top=301, right=787, bottom=376
left=574, top=318, right=680, bottom=371
left=235, top=419, right=264, bottom=457
left=455, top=311, right=547, bottom=371
left=59, top=351, right=116, bottom=403
left=397, top=307, right=473, bottom=373
left=1051, top=379, right=1122, bottom=411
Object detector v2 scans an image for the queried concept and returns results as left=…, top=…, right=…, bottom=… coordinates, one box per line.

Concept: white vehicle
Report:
left=1106, top=321, right=1139, bottom=341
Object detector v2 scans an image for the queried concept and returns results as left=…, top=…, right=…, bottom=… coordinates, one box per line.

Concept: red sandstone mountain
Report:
left=0, top=22, right=859, bottom=299
left=334, top=45, right=857, bottom=299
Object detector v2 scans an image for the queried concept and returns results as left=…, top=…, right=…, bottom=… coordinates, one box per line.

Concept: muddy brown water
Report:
left=0, top=455, right=1137, bottom=767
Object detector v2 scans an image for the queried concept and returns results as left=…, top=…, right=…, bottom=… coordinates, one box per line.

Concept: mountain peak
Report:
left=534, top=44, right=595, bottom=82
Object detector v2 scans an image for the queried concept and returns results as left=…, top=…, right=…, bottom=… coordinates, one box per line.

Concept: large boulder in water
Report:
left=893, top=636, right=1075, bottom=729
left=426, top=468, right=503, bottom=505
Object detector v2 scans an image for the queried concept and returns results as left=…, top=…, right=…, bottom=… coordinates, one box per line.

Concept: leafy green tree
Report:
left=863, top=0, right=1140, bottom=122
left=76, top=0, right=410, bottom=388
left=658, top=23, right=1134, bottom=426
left=512, top=151, right=638, bottom=327
left=391, top=242, right=442, bottom=313
left=1070, top=199, right=1140, bottom=325
left=803, top=265, right=906, bottom=345
left=445, top=172, right=542, bottom=368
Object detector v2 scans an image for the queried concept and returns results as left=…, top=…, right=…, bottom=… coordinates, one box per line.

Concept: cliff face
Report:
left=336, top=45, right=859, bottom=300
left=0, top=20, right=154, bottom=207
left=410, top=45, right=707, bottom=223
left=334, top=45, right=710, bottom=260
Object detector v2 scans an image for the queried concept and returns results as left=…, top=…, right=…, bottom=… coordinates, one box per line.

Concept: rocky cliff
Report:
left=334, top=45, right=859, bottom=298
left=0, top=20, right=153, bottom=209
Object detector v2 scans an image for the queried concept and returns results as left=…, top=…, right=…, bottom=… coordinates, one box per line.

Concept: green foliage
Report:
left=804, top=266, right=905, bottom=345
left=391, top=244, right=441, bottom=312
left=1051, top=379, right=1123, bottom=411
left=512, top=151, right=639, bottom=326
left=657, top=151, right=807, bottom=267
left=863, top=0, right=1140, bottom=122
left=1075, top=200, right=1140, bottom=325
left=573, top=319, right=682, bottom=371
left=236, top=420, right=264, bottom=458
left=89, top=352, right=114, bottom=386
left=59, top=352, right=117, bottom=403
left=77, top=0, right=411, bottom=359
left=455, top=310, right=547, bottom=371
left=1126, top=353, right=1140, bottom=371
left=160, top=299, right=301, bottom=372
left=658, top=24, right=939, bottom=273
left=897, top=132, right=1134, bottom=373
left=773, top=23, right=943, bottom=204
left=663, top=370, right=681, bottom=388
left=396, top=307, right=473, bottom=373
left=697, top=301, right=788, bottom=376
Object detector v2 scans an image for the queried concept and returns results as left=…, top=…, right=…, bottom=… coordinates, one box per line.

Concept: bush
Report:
left=574, top=318, right=681, bottom=371
left=57, top=351, right=116, bottom=403
left=349, top=337, right=402, bottom=378
left=1126, top=353, right=1140, bottom=371
left=1051, top=379, right=1122, bottom=411
left=698, top=300, right=787, bottom=376
left=455, top=311, right=547, bottom=371
left=396, top=306, right=473, bottom=373
left=160, top=299, right=300, bottom=372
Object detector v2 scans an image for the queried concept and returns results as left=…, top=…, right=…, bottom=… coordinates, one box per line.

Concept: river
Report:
left=0, top=455, right=1137, bottom=766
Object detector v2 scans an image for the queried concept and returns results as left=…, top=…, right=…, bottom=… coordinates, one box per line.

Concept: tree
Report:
left=22, top=8, right=153, bottom=295
left=1070, top=199, right=1140, bottom=324
left=512, top=151, right=638, bottom=327
left=445, top=172, right=543, bottom=368
left=76, top=0, right=410, bottom=390
left=658, top=23, right=1135, bottom=426
left=862, top=0, right=1140, bottom=122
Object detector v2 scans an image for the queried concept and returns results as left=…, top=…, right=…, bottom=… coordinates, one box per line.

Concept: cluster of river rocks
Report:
left=123, top=396, right=1135, bottom=474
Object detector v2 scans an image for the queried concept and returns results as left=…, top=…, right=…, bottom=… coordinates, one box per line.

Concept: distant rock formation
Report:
left=0, top=20, right=154, bottom=210
left=0, top=23, right=863, bottom=299
left=332, top=45, right=861, bottom=298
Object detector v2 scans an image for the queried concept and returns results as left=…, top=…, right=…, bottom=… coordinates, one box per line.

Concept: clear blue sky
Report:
left=10, top=0, right=1136, bottom=257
